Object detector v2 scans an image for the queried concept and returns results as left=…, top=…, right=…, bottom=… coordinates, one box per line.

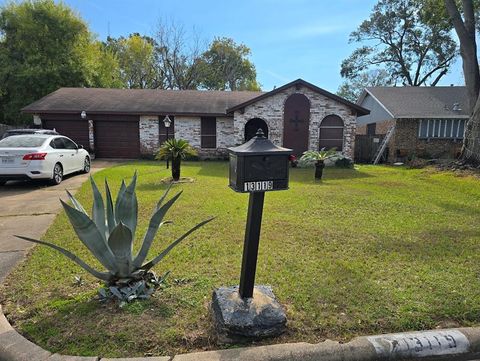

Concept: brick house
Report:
left=356, top=86, right=469, bottom=162
left=22, top=79, right=369, bottom=159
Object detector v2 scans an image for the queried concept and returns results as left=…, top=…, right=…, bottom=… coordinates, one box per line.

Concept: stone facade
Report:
left=174, top=116, right=201, bottom=148
left=233, top=85, right=356, bottom=158
left=387, top=118, right=463, bottom=162
left=139, top=116, right=160, bottom=156
left=137, top=84, right=357, bottom=159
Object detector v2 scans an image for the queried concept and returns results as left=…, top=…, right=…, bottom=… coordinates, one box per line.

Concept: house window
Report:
left=418, top=119, right=466, bottom=139
left=201, top=117, right=216, bottom=148
left=159, top=116, right=175, bottom=144
left=367, top=123, right=376, bottom=136
left=319, top=115, right=344, bottom=151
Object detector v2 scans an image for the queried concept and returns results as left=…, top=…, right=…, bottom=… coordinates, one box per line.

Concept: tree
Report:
left=199, top=37, right=260, bottom=91
left=153, top=19, right=205, bottom=90
left=82, top=40, right=123, bottom=89
left=0, top=0, right=121, bottom=125
left=337, top=69, right=393, bottom=102
left=341, top=0, right=457, bottom=87
left=444, top=0, right=480, bottom=164
left=105, top=34, right=159, bottom=89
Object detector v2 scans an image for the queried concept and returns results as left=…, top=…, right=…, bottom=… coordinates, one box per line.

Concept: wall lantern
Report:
left=81, top=111, right=87, bottom=120
left=212, top=129, right=292, bottom=342
left=163, top=115, right=172, bottom=128
left=33, top=115, right=41, bottom=126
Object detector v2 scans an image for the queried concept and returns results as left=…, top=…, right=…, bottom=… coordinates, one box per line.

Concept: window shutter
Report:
left=201, top=117, right=216, bottom=148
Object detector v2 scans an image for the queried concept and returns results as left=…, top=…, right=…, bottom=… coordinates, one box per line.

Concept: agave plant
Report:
left=16, top=172, right=213, bottom=302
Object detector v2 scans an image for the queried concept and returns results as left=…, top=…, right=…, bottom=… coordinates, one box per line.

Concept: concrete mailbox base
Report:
left=211, top=285, right=286, bottom=343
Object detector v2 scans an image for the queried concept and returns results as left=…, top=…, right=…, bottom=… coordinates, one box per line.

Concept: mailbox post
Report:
left=228, top=129, right=292, bottom=298
left=212, top=129, right=292, bottom=342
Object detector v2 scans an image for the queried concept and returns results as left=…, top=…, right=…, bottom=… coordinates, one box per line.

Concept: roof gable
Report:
left=227, top=79, right=370, bottom=116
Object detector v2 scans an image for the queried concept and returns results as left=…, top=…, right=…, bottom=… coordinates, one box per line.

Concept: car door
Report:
left=52, top=137, right=73, bottom=174
left=60, top=137, right=79, bottom=174
left=63, top=137, right=83, bottom=171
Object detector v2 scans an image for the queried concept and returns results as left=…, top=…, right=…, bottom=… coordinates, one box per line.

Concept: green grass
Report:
left=2, top=161, right=480, bottom=357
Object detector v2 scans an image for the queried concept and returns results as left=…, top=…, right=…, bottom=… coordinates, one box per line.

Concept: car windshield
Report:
left=0, top=136, right=47, bottom=148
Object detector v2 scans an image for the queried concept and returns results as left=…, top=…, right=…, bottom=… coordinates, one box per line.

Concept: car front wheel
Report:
left=51, top=163, right=63, bottom=185
left=82, top=157, right=91, bottom=174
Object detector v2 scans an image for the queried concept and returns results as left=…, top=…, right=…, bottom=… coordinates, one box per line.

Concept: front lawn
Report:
left=2, top=161, right=480, bottom=358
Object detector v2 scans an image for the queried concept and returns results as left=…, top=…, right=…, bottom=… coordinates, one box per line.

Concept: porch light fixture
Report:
left=81, top=111, right=87, bottom=119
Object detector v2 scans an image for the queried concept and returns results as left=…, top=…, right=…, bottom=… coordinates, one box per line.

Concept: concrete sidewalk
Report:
left=0, top=160, right=119, bottom=282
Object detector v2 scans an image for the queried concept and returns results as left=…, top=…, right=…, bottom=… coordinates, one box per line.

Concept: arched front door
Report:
left=245, top=118, right=268, bottom=142
left=283, top=93, right=310, bottom=156
left=319, top=115, right=344, bottom=151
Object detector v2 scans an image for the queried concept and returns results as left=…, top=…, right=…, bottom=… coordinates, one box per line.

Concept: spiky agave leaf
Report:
left=61, top=199, right=118, bottom=274
left=115, top=172, right=138, bottom=240
left=141, top=217, right=215, bottom=272
left=105, top=179, right=116, bottom=235
left=132, top=190, right=182, bottom=269
left=108, top=222, right=133, bottom=278
left=155, top=183, right=173, bottom=211
left=14, top=235, right=113, bottom=281
left=65, top=190, right=87, bottom=215
left=90, top=177, right=107, bottom=240
left=115, top=180, right=127, bottom=217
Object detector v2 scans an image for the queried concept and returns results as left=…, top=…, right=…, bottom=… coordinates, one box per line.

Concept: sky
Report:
left=8, top=0, right=467, bottom=92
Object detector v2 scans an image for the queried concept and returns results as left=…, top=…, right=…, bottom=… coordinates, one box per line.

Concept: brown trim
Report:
left=226, top=79, right=370, bottom=116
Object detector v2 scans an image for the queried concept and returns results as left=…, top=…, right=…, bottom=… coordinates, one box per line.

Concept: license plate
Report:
left=1, top=157, right=14, bottom=164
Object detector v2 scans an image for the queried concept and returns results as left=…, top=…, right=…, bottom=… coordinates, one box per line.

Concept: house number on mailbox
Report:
left=244, top=181, right=274, bottom=192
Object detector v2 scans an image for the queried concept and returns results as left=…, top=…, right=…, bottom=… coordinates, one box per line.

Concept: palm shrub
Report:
left=16, top=173, right=213, bottom=303
left=300, top=148, right=337, bottom=179
left=156, top=139, right=197, bottom=181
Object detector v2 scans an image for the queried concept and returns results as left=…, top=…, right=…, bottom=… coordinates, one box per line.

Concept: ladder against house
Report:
left=372, top=124, right=395, bottom=164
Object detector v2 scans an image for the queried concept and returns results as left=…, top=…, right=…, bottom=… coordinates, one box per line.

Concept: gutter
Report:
left=2, top=305, right=480, bottom=361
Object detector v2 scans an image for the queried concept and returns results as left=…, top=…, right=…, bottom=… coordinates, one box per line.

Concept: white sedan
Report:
left=0, top=134, right=90, bottom=185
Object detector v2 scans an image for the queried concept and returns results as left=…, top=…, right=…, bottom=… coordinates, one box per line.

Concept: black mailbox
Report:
left=228, top=129, right=292, bottom=193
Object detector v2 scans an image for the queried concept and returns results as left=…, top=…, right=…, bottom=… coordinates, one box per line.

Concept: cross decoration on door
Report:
left=290, top=110, right=303, bottom=131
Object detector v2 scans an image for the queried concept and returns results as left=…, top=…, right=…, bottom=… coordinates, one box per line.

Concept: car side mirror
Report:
left=78, top=144, right=83, bottom=149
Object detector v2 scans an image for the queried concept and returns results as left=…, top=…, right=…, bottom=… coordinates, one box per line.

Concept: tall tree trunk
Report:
left=445, top=0, right=480, bottom=164
left=463, top=97, right=480, bottom=164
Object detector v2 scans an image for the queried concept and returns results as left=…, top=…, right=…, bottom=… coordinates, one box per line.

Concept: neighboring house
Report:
left=356, top=86, right=469, bottom=162
left=22, top=79, right=369, bottom=159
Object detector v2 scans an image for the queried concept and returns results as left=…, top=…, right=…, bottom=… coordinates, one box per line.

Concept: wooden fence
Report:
left=354, top=134, right=386, bottom=163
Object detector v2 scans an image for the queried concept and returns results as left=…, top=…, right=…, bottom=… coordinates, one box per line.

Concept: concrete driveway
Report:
left=0, top=160, right=120, bottom=282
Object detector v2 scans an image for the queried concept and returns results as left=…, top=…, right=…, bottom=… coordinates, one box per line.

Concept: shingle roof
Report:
left=22, top=79, right=370, bottom=117
left=22, top=88, right=265, bottom=116
left=362, top=86, right=469, bottom=118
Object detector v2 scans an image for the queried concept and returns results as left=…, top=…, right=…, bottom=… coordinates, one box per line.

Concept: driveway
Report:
left=0, top=160, right=119, bottom=282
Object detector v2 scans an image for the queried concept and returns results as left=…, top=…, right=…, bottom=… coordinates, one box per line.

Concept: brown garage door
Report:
left=43, top=119, right=89, bottom=150
left=94, top=118, right=140, bottom=158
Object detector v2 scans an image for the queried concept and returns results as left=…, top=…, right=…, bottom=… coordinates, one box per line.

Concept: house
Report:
left=356, top=86, right=468, bottom=162
left=22, top=79, right=369, bottom=159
